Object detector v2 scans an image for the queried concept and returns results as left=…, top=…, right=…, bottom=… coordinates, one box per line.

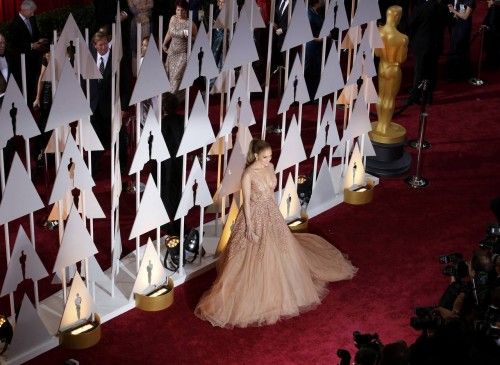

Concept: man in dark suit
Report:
left=89, top=31, right=131, bottom=176
left=8, top=0, right=47, bottom=106
left=407, top=0, right=448, bottom=104
left=273, top=0, right=291, bottom=69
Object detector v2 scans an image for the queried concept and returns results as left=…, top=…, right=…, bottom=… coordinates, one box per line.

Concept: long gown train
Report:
left=195, top=170, right=357, bottom=328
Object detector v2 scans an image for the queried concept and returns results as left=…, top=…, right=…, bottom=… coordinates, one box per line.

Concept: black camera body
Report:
left=410, top=307, right=443, bottom=331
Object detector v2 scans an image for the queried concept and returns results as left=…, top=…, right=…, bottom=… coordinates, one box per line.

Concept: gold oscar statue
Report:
left=370, top=5, right=408, bottom=144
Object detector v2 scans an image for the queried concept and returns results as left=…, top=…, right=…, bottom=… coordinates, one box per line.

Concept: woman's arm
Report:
left=162, top=17, right=174, bottom=52
left=242, top=171, right=256, bottom=241
left=191, top=22, right=198, bottom=39
left=33, top=63, right=47, bottom=108
left=449, top=4, right=473, bottom=20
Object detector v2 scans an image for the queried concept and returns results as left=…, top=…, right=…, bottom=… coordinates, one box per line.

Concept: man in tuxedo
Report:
left=407, top=0, right=448, bottom=104
left=89, top=31, right=131, bottom=176
left=8, top=0, right=47, bottom=106
left=273, top=0, right=292, bottom=69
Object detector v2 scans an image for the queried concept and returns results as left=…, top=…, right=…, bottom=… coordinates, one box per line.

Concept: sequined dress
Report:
left=165, top=16, right=190, bottom=92
left=195, top=168, right=357, bottom=328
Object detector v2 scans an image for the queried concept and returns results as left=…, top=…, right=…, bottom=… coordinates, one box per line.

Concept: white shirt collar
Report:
left=97, top=49, right=110, bottom=68
left=19, top=13, right=29, bottom=22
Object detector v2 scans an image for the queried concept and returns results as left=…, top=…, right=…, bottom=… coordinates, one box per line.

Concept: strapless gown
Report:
left=195, top=170, right=357, bottom=328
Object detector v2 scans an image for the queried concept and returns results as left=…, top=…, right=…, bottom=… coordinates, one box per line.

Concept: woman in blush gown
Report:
left=195, top=140, right=357, bottom=328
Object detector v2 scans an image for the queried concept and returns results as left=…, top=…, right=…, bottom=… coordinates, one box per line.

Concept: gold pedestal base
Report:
left=344, top=182, right=375, bottom=205
left=288, top=216, right=309, bottom=233
left=369, top=122, right=406, bottom=144
left=59, top=314, right=101, bottom=349
left=135, top=277, right=175, bottom=312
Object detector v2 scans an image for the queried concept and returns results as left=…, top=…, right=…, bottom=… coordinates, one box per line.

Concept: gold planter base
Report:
left=59, top=314, right=101, bottom=350
left=369, top=122, right=406, bottom=144
left=135, top=277, right=174, bottom=312
left=288, top=217, right=309, bottom=233
left=344, top=182, right=375, bottom=205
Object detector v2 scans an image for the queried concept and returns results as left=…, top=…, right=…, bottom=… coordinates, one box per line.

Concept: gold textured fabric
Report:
left=195, top=169, right=357, bottom=328
left=165, top=16, right=190, bottom=92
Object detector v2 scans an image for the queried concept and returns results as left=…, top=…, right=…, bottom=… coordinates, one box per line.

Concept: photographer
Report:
left=436, top=260, right=472, bottom=320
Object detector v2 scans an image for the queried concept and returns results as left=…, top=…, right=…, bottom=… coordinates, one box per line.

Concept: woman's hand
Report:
left=245, top=228, right=257, bottom=242
left=162, top=44, right=168, bottom=53
left=33, top=98, right=40, bottom=109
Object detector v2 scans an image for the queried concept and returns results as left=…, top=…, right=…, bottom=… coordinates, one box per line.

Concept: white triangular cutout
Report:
left=341, top=26, right=362, bottom=49
left=219, top=126, right=253, bottom=198
left=129, top=108, right=171, bottom=175
left=131, top=239, right=167, bottom=297
left=112, top=225, right=123, bottom=265
left=330, top=163, right=344, bottom=194
left=78, top=189, right=105, bottom=219
left=344, top=142, right=366, bottom=188
left=59, top=272, right=97, bottom=332
left=351, top=0, right=381, bottom=26
left=129, top=174, right=170, bottom=239
left=1, top=227, right=48, bottom=296
left=79, top=117, right=104, bottom=151
left=345, top=93, right=372, bottom=140
left=49, top=134, right=95, bottom=204
left=87, top=255, right=110, bottom=284
left=240, top=64, right=262, bottom=93
left=275, top=115, right=307, bottom=172
left=360, top=76, right=378, bottom=104
left=176, top=92, right=216, bottom=156
left=279, top=173, right=301, bottom=222
left=337, top=83, right=358, bottom=105
left=7, top=295, right=52, bottom=356
left=211, top=69, right=235, bottom=94
left=281, top=0, right=314, bottom=51
left=367, top=20, right=384, bottom=49
left=361, top=133, right=377, bottom=157
left=315, top=42, right=344, bottom=99
left=111, top=3, right=123, bottom=74
left=0, top=77, right=40, bottom=149
left=174, top=159, right=213, bottom=220
left=345, top=44, right=377, bottom=86
left=129, top=34, right=171, bottom=105
left=179, top=23, right=220, bottom=90
left=0, top=154, right=44, bottom=225
left=310, top=100, right=340, bottom=157
left=218, top=77, right=255, bottom=138
left=112, top=153, right=122, bottom=210
left=319, top=0, right=350, bottom=37
left=52, top=205, right=99, bottom=275
left=54, top=13, right=102, bottom=80
left=307, top=158, right=337, bottom=217
left=45, top=60, right=92, bottom=132
left=112, top=90, right=122, bottom=145
left=278, top=55, right=310, bottom=113
left=241, top=0, right=266, bottom=29
left=44, top=126, right=77, bottom=154
left=223, top=13, right=259, bottom=71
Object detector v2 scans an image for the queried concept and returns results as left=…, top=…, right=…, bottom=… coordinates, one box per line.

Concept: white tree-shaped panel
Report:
left=129, top=174, right=170, bottom=239
left=0, top=154, right=44, bottom=225
left=278, top=56, right=310, bottom=113
left=310, top=100, right=340, bottom=157
left=281, top=0, right=314, bottom=51
left=275, top=115, right=307, bottom=172
left=131, top=239, right=167, bottom=297
left=222, top=14, right=259, bottom=71
left=1, top=227, right=48, bottom=296
left=315, top=42, right=344, bottom=100
left=279, top=173, right=301, bottom=222
left=319, top=0, right=350, bottom=38
left=59, top=272, right=97, bottom=332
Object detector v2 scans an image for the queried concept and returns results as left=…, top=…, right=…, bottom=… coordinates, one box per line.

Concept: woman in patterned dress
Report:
left=195, top=139, right=357, bottom=328
left=162, top=0, right=197, bottom=93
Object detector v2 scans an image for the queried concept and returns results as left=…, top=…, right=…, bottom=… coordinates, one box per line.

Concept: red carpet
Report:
left=2, top=3, right=499, bottom=364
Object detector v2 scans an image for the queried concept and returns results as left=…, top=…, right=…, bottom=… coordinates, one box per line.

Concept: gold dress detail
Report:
left=165, top=16, right=190, bottom=92
left=195, top=169, right=357, bottom=328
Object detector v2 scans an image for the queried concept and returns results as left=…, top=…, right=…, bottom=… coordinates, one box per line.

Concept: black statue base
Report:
left=366, top=140, right=412, bottom=177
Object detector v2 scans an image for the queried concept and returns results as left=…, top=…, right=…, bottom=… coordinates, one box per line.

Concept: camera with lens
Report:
left=439, top=252, right=463, bottom=265
left=410, top=306, right=443, bottom=331
left=479, top=224, right=500, bottom=254
left=442, top=259, right=469, bottom=279
left=474, top=305, right=500, bottom=338
left=353, top=331, right=384, bottom=352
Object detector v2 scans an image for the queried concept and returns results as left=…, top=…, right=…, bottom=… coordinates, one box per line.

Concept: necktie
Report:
left=279, top=0, right=287, bottom=15
left=24, top=18, right=33, bottom=36
left=99, top=57, right=105, bottom=75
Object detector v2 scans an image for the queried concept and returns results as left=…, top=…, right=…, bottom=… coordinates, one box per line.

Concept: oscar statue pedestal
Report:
left=366, top=122, right=411, bottom=176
